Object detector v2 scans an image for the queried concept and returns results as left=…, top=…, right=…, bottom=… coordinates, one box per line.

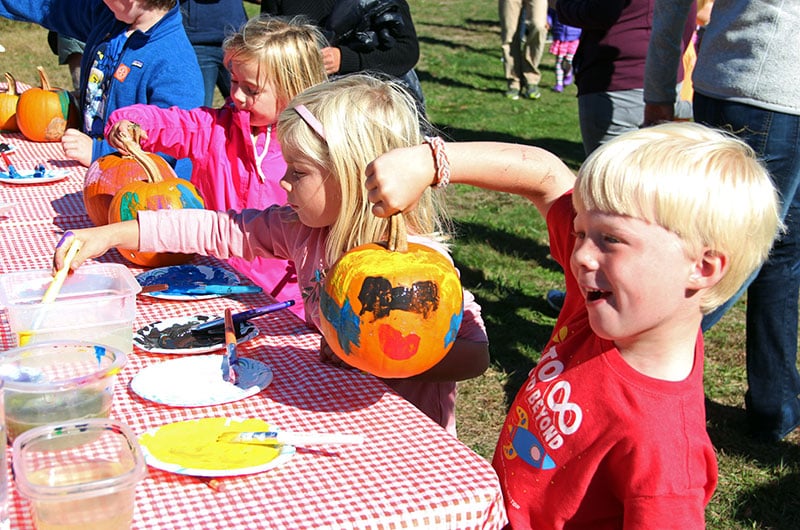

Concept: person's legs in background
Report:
left=499, top=0, right=525, bottom=99
left=520, top=0, right=547, bottom=99
left=694, top=93, right=800, bottom=442
left=577, top=89, right=644, bottom=156
left=193, top=44, right=229, bottom=107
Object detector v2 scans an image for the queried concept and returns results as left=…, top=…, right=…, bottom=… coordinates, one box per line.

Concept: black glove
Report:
left=326, top=0, right=406, bottom=51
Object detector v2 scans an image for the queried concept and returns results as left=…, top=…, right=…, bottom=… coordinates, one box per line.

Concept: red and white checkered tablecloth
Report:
left=0, top=132, right=508, bottom=529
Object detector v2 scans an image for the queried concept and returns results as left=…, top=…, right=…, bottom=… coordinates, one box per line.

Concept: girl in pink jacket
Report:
left=106, top=16, right=328, bottom=320
left=61, top=74, right=490, bottom=435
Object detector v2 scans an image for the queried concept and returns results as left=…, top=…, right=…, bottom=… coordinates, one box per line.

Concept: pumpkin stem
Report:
left=4, top=72, right=17, bottom=96
left=118, top=134, right=163, bottom=184
left=388, top=214, right=409, bottom=252
left=36, top=66, right=51, bottom=91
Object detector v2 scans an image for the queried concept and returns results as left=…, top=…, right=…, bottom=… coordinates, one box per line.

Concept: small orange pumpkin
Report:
left=84, top=150, right=178, bottom=227
left=107, top=137, right=205, bottom=268
left=0, top=72, right=19, bottom=132
left=16, top=66, right=79, bottom=142
left=319, top=215, right=464, bottom=378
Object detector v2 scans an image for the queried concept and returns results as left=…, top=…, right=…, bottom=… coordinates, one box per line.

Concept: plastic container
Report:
left=0, top=263, right=140, bottom=353
left=0, top=341, right=126, bottom=442
left=12, top=419, right=145, bottom=530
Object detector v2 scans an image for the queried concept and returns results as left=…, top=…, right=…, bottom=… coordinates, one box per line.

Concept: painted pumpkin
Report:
left=319, top=215, right=464, bottom=378
left=107, top=138, right=205, bottom=267
left=83, top=150, right=177, bottom=227
left=16, top=66, right=79, bottom=142
left=0, top=72, right=19, bottom=132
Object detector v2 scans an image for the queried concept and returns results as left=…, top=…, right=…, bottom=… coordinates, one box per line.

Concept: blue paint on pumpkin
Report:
left=320, top=289, right=361, bottom=355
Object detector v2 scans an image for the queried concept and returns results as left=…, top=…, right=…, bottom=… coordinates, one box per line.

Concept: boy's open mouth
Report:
left=586, top=289, right=609, bottom=302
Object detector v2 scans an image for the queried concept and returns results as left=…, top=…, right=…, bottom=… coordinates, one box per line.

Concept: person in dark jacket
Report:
left=260, top=0, right=424, bottom=108
left=180, top=0, right=247, bottom=107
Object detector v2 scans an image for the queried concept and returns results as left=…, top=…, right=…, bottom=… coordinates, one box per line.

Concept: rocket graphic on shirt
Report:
left=502, top=406, right=556, bottom=470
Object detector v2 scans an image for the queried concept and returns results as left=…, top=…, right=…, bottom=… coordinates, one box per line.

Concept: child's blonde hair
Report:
left=277, top=74, right=449, bottom=265
left=223, top=16, right=328, bottom=110
left=574, top=122, right=781, bottom=314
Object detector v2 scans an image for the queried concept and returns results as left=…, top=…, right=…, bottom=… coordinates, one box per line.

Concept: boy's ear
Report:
left=688, top=250, right=727, bottom=289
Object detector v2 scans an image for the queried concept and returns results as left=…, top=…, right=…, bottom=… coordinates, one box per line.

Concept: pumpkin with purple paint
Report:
left=83, top=150, right=178, bottom=227
left=107, top=138, right=204, bottom=268
left=319, top=216, right=463, bottom=378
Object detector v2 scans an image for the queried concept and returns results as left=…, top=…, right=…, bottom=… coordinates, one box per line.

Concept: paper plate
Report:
left=133, top=315, right=259, bottom=355
left=138, top=417, right=295, bottom=477
left=0, top=169, right=69, bottom=185
left=136, top=265, right=240, bottom=301
left=130, top=355, right=273, bottom=407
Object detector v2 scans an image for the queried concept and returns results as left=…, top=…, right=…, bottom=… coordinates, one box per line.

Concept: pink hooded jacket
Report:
left=106, top=102, right=304, bottom=320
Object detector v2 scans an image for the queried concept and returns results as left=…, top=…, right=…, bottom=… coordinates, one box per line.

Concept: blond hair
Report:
left=223, top=16, right=328, bottom=110
left=574, top=122, right=781, bottom=313
left=277, top=74, right=449, bottom=265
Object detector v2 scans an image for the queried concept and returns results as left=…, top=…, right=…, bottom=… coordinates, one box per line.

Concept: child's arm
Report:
left=366, top=141, right=575, bottom=220
left=53, top=221, right=140, bottom=272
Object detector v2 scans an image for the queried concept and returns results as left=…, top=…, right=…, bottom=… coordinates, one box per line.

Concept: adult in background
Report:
left=47, top=32, right=85, bottom=95
left=180, top=0, right=247, bottom=107
left=499, top=0, right=548, bottom=100
left=260, top=0, right=425, bottom=109
left=644, top=0, right=800, bottom=443
left=0, top=0, right=203, bottom=179
left=557, top=0, right=695, bottom=156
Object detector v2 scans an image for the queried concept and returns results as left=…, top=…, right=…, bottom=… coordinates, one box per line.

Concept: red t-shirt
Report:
left=492, top=193, right=718, bottom=529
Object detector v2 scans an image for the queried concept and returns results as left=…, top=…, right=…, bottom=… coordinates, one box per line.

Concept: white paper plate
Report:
left=138, top=417, right=295, bottom=477
left=0, top=169, right=69, bottom=185
left=130, top=355, right=273, bottom=407
left=133, top=315, right=259, bottom=355
left=136, top=265, right=240, bottom=301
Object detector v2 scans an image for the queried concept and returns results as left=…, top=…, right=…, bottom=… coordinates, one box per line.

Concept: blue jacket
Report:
left=0, top=0, right=203, bottom=178
left=180, top=0, right=247, bottom=46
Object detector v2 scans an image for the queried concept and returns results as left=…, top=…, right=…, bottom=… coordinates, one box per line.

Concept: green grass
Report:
left=3, top=4, right=800, bottom=527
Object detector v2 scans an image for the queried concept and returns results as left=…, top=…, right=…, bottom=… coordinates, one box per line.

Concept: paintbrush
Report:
left=19, top=238, right=82, bottom=345
left=190, top=300, right=295, bottom=336
left=142, top=284, right=262, bottom=296
left=220, top=307, right=238, bottom=384
left=216, top=430, right=364, bottom=447
left=0, top=150, right=21, bottom=178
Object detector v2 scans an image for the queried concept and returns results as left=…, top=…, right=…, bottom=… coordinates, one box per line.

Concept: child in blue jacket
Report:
left=0, top=0, right=203, bottom=178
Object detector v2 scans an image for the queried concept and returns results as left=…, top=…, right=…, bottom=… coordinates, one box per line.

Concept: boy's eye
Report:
left=603, top=234, right=621, bottom=244
left=572, top=231, right=585, bottom=240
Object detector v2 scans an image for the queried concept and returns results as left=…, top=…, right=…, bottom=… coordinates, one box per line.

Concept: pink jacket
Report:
left=138, top=207, right=489, bottom=435
left=106, top=103, right=304, bottom=319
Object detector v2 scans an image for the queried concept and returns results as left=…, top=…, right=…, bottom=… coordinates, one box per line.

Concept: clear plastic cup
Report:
left=12, top=419, right=146, bottom=530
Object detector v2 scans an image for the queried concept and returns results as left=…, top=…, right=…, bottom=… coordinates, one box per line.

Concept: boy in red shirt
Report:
left=364, top=122, right=781, bottom=528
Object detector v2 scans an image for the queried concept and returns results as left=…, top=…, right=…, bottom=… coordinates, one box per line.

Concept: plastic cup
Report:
left=12, top=419, right=146, bottom=530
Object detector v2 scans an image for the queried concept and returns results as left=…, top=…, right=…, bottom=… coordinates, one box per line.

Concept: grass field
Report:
left=2, top=2, right=800, bottom=528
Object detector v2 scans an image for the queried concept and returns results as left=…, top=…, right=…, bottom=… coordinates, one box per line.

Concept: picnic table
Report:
left=0, top=130, right=508, bottom=529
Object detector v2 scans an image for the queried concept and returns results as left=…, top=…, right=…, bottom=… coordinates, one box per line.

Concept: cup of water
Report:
left=12, top=419, right=145, bottom=530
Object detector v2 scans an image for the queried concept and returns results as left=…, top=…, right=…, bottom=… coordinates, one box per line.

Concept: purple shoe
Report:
left=563, top=73, right=574, bottom=86
left=552, top=84, right=564, bottom=93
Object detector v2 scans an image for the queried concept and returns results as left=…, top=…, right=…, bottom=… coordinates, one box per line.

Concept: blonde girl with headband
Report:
left=57, top=74, right=491, bottom=435
left=105, top=16, right=329, bottom=320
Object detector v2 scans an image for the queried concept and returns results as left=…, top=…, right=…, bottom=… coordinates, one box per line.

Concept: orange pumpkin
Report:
left=319, top=215, right=464, bottom=378
left=0, top=72, right=19, bottom=132
left=107, top=138, right=205, bottom=268
left=84, top=150, right=178, bottom=227
left=16, top=66, right=79, bottom=142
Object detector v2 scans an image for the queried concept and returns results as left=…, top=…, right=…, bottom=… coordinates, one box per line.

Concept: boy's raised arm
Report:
left=365, top=141, right=575, bottom=219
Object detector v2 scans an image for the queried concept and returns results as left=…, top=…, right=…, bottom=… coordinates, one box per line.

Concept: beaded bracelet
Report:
left=423, top=135, right=451, bottom=189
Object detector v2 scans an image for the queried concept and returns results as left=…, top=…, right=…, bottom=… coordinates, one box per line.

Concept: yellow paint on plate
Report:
left=139, top=418, right=281, bottom=471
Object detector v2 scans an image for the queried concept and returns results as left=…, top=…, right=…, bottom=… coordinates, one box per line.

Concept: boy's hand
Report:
left=60, top=129, right=93, bottom=167
left=365, top=145, right=435, bottom=217
left=107, top=120, right=147, bottom=154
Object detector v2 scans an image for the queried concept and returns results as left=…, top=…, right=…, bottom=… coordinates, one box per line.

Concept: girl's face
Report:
left=280, top=146, right=340, bottom=228
left=570, top=210, right=700, bottom=348
left=227, top=57, right=281, bottom=128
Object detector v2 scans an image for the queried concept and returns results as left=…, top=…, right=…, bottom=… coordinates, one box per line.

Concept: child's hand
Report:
left=365, top=144, right=435, bottom=217
left=319, top=336, right=356, bottom=370
left=52, top=221, right=140, bottom=273
left=107, top=120, right=148, bottom=154
left=60, top=129, right=93, bottom=167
